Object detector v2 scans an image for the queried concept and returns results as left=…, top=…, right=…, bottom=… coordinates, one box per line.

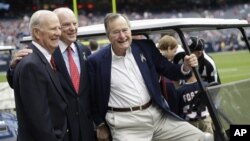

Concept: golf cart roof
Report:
left=21, top=18, right=249, bottom=42
left=78, top=18, right=249, bottom=37
left=0, top=46, right=16, bottom=51
left=0, top=46, right=16, bottom=56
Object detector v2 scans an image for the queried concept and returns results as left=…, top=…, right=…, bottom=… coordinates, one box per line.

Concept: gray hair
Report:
left=53, top=7, right=74, bottom=17
left=104, top=13, right=131, bottom=36
left=29, top=10, right=55, bottom=40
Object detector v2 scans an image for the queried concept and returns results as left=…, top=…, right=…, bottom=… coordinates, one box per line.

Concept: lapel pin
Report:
left=83, top=52, right=87, bottom=61
left=140, top=53, right=146, bottom=62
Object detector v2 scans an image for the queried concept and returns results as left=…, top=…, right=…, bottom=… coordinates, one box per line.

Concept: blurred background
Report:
left=1, top=0, right=250, bottom=47
left=0, top=1, right=250, bottom=140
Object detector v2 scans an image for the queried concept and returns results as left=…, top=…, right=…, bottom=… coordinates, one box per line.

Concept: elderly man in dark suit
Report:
left=7, top=8, right=95, bottom=141
left=53, top=7, right=95, bottom=141
left=88, top=13, right=207, bottom=141
left=13, top=10, right=69, bottom=141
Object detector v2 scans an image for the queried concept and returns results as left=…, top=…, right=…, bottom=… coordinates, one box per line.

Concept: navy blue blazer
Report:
left=87, top=39, right=190, bottom=125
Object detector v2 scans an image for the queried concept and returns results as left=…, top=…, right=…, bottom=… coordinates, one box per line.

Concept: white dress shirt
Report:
left=109, top=47, right=151, bottom=108
left=32, top=41, right=52, bottom=67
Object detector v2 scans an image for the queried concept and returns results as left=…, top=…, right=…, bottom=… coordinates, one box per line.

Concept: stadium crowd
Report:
left=0, top=2, right=250, bottom=52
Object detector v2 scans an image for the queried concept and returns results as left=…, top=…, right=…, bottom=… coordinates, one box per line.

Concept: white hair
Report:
left=29, top=10, right=55, bottom=39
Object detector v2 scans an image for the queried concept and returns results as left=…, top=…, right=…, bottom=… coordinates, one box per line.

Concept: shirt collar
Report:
left=111, top=45, right=131, bottom=60
left=59, top=40, right=76, bottom=53
left=32, top=41, right=51, bottom=63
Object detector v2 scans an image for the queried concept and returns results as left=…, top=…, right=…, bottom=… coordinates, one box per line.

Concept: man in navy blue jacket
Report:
left=88, top=13, right=207, bottom=141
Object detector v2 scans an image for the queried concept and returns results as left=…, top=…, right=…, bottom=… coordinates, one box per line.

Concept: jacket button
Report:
left=76, top=112, right=79, bottom=115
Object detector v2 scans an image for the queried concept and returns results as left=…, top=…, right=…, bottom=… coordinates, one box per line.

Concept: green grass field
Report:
left=209, top=50, right=250, bottom=84
left=0, top=72, right=7, bottom=82
left=208, top=50, right=250, bottom=129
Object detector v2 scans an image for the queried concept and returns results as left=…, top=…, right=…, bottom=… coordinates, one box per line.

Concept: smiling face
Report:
left=106, top=15, right=132, bottom=56
left=39, top=16, right=61, bottom=53
left=55, top=8, right=78, bottom=46
left=31, top=11, right=61, bottom=54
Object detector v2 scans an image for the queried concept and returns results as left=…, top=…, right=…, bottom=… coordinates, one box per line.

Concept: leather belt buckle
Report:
left=130, top=107, right=133, bottom=112
left=139, top=105, right=142, bottom=110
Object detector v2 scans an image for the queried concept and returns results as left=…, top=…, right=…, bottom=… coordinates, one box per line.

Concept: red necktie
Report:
left=67, top=47, right=80, bottom=94
left=50, top=56, right=56, bottom=71
left=161, top=76, right=168, bottom=101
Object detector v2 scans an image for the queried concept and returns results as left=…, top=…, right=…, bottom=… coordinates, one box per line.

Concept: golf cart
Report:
left=21, top=18, right=250, bottom=141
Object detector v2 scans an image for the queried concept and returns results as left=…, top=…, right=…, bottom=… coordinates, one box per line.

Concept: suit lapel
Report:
left=32, top=45, right=68, bottom=103
left=101, top=46, right=112, bottom=97
left=46, top=64, right=68, bottom=103
left=53, top=48, right=76, bottom=93
left=131, top=44, right=152, bottom=89
left=53, top=42, right=89, bottom=95
left=76, top=43, right=88, bottom=94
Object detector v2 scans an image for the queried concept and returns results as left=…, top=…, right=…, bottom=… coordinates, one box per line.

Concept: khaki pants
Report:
left=105, top=104, right=205, bottom=141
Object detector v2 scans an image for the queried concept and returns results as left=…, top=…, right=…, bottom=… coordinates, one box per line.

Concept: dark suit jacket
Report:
left=7, top=42, right=95, bottom=141
left=52, top=42, right=95, bottom=141
left=87, top=39, right=190, bottom=126
left=13, top=44, right=69, bottom=141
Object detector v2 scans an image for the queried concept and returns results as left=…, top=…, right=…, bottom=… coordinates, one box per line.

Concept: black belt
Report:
left=108, top=99, right=152, bottom=112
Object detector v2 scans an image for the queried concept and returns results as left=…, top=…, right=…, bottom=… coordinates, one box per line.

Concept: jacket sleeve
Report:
left=15, top=62, right=59, bottom=141
left=136, top=39, right=191, bottom=81
left=86, top=58, right=104, bottom=126
left=6, top=68, right=14, bottom=89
